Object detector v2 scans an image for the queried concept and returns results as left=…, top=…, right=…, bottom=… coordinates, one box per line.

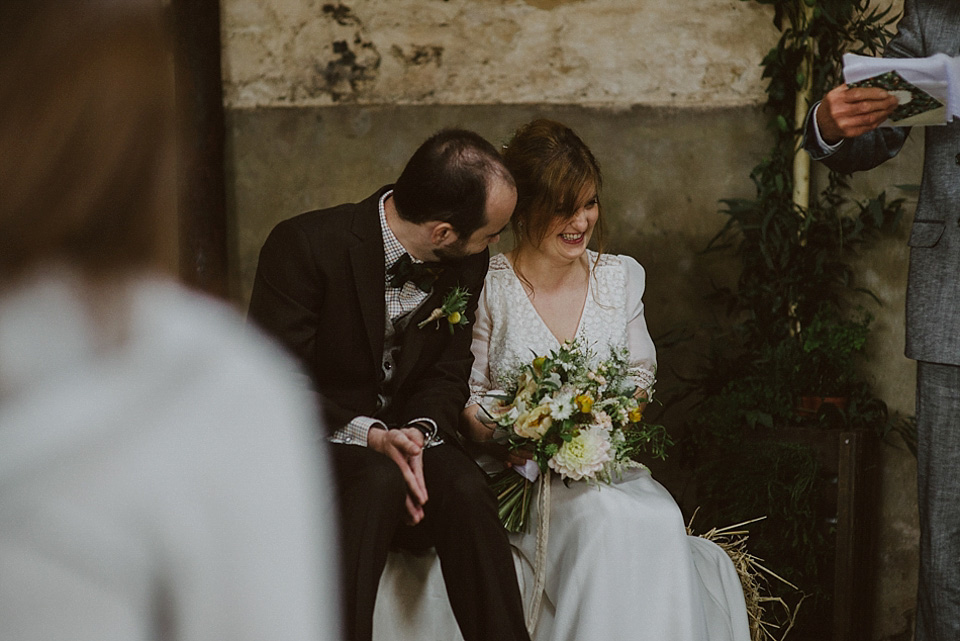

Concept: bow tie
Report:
left=387, top=253, right=443, bottom=292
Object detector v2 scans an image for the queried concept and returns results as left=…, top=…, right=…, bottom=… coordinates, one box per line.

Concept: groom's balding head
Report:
left=392, top=129, right=515, bottom=242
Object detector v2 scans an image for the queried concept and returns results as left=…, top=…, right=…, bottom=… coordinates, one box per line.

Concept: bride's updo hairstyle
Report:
left=502, top=119, right=604, bottom=254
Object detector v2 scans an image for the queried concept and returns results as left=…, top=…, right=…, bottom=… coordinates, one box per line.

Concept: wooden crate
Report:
left=778, top=428, right=881, bottom=641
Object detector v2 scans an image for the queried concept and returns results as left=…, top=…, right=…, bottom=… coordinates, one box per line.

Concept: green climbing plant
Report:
left=681, top=0, right=910, bottom=635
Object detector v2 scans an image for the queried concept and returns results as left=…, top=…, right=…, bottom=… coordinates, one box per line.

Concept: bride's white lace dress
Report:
left=468, top=251, right=751, bottom=641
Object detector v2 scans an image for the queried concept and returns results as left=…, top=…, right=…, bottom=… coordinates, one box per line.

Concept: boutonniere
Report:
left=418, top=286, right=471, bottom=334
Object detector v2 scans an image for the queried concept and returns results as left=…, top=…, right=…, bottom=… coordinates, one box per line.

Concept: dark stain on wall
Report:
left=314, top=4, right=380, bottom=101
left=391, top=44, right=443, bottom=67
left=322, top=3, right=361, bottom=27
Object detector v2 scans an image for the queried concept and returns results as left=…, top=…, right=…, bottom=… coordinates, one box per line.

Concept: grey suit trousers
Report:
left=916, top=362, right=960, bottom=641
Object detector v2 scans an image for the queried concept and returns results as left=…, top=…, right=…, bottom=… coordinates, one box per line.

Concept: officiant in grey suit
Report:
left=803, top=1, right=960, bottom=639
left=247, top=129, right=530, bottom=641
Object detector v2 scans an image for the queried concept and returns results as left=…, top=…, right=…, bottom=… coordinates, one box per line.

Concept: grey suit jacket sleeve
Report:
left=801, top=0, right=923, bottom=173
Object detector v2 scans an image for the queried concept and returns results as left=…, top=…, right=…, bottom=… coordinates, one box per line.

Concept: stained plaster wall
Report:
left=221, top=0, right=776, bottom=108
left=222, top=1, right=918, bottom=638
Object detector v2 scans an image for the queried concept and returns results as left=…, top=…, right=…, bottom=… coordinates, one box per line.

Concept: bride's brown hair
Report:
left=502, top=119, right=604, bottom=254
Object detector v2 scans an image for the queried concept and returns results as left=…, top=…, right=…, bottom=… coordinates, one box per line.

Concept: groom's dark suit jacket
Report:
left=248, top=186, right=488, bottom=443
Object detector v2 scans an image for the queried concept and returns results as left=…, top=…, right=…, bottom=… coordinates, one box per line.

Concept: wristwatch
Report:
left=403, top=419, right=438, bottom=445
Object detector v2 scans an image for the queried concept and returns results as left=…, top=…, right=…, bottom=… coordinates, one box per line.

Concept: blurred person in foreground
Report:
left=0, top=3, right=341, bottom=641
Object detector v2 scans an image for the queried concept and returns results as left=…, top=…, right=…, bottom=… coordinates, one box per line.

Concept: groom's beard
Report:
left=432, top=239, right=472, bottom=264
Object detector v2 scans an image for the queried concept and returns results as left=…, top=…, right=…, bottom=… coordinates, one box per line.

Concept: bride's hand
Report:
left=460, top=403, right=496, bottom=443
left=460, top=404, right=532, bottom=467
left=491, top=442, right=534, bottom=468
left=633, top=385, right=651, bottom=405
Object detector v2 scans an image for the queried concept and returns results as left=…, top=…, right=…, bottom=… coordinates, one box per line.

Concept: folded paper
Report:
left=842, top=52, right=960, bottom=126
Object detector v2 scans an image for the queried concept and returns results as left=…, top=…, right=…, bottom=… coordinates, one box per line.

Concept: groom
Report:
left=248, top=129, right=529, bottom=641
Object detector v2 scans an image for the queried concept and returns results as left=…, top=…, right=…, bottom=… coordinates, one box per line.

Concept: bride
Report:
left=461, top=119, right=751, bottom=641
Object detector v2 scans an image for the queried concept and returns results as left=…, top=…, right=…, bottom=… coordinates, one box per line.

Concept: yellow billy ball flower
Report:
left=628, top=406, right=644, bottom=423
left=575, top=394, right=594, bottom=413
left=447, top=311, right=462, bottom=324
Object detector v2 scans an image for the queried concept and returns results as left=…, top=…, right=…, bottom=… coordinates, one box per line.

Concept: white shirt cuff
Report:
left=329, top=416, right=386, bottom=447
left=812, top=102, right=844, bottom=153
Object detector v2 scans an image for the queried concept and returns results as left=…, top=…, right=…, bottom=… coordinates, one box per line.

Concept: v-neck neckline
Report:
left=501, top=253, right=590, bottom=347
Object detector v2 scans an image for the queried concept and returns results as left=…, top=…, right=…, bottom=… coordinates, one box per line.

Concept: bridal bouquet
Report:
left=481, top=339, right=671, bottom=532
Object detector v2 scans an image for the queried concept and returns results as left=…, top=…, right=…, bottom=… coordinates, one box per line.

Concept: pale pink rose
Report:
left=513, top=403, right=553, bottom=440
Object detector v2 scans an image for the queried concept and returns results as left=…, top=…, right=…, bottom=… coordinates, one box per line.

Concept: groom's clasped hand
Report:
left=367, top=425, right=428, bottom=525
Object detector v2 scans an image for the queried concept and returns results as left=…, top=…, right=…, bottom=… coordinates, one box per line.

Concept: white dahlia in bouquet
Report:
left=481, top=339, right=671, bottom=532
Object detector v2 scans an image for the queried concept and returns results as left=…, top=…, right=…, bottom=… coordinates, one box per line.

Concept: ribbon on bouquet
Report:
left=477, top=403, right=549, bottom=635
left=526, top=470, right=550, bottom=635
left=515, top=459, right=540, bottom=483
left=506, top=460, right=549, bottom=634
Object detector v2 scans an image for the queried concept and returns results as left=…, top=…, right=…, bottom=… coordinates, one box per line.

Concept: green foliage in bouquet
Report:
left=482, top=340, right=671, bottom=533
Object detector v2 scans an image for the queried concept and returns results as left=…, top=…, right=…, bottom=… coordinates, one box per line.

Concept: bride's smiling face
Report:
left=534, top=184, right=600, bottom=263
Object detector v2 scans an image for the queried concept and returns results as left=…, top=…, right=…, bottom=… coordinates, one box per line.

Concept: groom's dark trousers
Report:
left=248, top=187, right=529, bottom=641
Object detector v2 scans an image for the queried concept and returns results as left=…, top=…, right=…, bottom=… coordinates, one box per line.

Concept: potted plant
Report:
left=791, top=305, right=872, bottom=415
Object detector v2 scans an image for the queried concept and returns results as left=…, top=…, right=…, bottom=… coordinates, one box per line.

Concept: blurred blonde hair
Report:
left=0, top=2, right=176, bottom=288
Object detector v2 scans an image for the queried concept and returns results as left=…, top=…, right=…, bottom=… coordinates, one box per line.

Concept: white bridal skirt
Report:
left=373, top=468, right=751, bottom=641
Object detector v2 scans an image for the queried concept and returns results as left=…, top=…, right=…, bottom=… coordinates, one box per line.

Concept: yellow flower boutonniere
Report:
left=418, top=285, right=471, bottom=334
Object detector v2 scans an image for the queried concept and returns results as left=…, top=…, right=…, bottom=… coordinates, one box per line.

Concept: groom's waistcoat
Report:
left=377, top=306, right=421, bottom=416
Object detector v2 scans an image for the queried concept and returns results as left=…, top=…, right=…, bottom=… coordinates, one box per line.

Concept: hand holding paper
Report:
left=817, top=84, right=899, bottom=143
left=841, top=52, right=960, bottom=127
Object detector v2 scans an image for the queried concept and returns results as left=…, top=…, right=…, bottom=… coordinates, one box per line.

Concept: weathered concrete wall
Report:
left=222, top=1, right=919, bottom=639
left=226, top=104, right=762, bottom=320
left=222, top=0, right=777, bottom=108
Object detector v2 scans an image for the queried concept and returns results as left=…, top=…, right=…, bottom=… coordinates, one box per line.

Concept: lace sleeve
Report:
left=467, top=282, right=493, bottom=408
left=628, top=368, right=656, bottom=398
left=622, top=255, right=657, bottom=397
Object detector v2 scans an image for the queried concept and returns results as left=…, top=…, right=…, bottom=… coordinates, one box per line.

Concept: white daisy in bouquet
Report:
left=480, top=339, right=671, bottom=532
